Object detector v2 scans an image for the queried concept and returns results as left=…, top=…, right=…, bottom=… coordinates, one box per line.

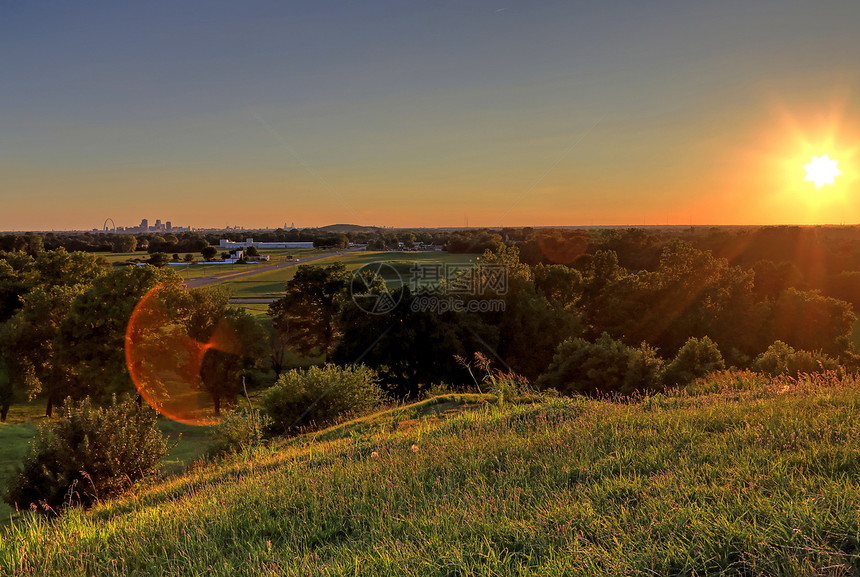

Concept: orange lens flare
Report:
left=125, top=284, right=241, bottom=426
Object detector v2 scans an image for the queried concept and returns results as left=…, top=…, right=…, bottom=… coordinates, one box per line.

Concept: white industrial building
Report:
left=218, top=238, right=314, bottom=249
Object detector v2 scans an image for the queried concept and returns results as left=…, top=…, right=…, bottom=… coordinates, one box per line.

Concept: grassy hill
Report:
left=2, top=375, right=860, bottom=575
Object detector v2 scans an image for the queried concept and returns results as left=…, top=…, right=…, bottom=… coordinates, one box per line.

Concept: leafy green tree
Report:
left=0, top=285, right=86, bottom=416
left=243, top=245, right=259, bottom=258
left=33, top=248, right=110, bottom=287
left=770, top=288, right=856, bottom=356
left=533, top=263, right=582, bottom=308
left=333, top=286, right=498, bottom=398
left=111, top=234, right=137, bottom=253
left=662, top=336, right=725, bottom=387
left=55, top=266, right=181, bottom=404
left=177, top=289, right=268, bottom=415
left=0, top=359, right=11, bottom=422
left=148, top=253, right=169, bottom=268
left=147, top=236, right=166, bottom=253
left=0, top=253, right=36, bottom=322
left=201, top=246, right=218, bottom=261
left=268, top=263, right=351, bottom=361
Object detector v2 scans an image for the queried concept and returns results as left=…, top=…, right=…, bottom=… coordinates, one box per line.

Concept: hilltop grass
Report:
left=3, top=374, right=860, bottom=575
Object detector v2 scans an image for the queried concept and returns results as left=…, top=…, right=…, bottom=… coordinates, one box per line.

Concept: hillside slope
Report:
left=2, top=378, right=860, bottom=576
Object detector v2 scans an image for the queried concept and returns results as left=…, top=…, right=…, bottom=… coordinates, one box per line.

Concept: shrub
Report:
left=5, top=395, right=168, bottom=513
left=206, top=407, right=270, bottom=456
left=262, top=364, right=383, bottom=435
left=662, top=336, right=725, bottom=387
left=753, top=340, right=840, bottom=377
left=536, top=333, right=663, bottom=395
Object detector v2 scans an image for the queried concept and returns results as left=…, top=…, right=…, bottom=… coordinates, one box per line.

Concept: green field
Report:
left=4, top=373, right=860, bottom=575
left=0, top=402, right=41, bottom=525
left=218, top=251, right=473, bottom=300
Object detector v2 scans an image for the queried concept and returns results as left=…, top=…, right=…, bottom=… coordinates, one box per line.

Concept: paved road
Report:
left=184, top=248, right=364, bottom=289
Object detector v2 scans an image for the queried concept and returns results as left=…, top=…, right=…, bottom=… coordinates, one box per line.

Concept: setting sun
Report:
left=804, top=154, right=842, bottom=188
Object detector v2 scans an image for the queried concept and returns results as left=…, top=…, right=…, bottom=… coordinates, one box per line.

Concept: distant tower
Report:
left=140, top=218, right=149, bottom=232
left=166, top=221, right=172, bottom=232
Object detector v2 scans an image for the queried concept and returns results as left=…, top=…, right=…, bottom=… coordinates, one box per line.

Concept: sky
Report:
left=2, top=1, right=860, bottom=231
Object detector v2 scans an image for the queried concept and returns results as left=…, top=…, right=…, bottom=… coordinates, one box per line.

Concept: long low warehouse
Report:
left=218, top=238, right=314, bottom=249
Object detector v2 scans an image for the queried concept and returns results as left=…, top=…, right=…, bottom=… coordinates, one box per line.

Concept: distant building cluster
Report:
left=219, top=238, right=314, bottom=249
left=98, top=218, right=192, bottom=233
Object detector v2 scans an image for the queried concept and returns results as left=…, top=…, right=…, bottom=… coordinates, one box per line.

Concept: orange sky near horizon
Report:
left=2, top=3, right=859, bottom=231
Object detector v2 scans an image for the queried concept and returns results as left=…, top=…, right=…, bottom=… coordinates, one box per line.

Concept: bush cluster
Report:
left=537, top=333, right=728, bottom=394
left=5, top=395, right=168, bottom=512
left=262, top=364, right=383, bottom=435
left=536, top=333, right=664, bottom=395
left=753, top=340, right=840, bottom=377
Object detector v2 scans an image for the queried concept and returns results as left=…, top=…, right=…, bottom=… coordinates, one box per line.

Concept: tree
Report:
left=0, top=253, right=36, bottom=322
left=148, top=253, right=169, bottom=268
left=268, top=263, right=351, bottom=361
left=33, top=248, right=110, bottom=288
left=176, top=289, right=268, bottom=415
left=533, top=263, right=582, bottom=308
left=333, top=286, right=498, bottom=398
left=55, top=266, right=181, bottom=406
left=201, top=246, right=218, bottom=261
left=0, top=359, right=11, bottom=422
left=770, top=288, right=856, bottom=356
left=244, top=245, right=259, bottom=258
left=111, top=234, right=137, bottom=254
left=0, top=285, right=85, bottom=416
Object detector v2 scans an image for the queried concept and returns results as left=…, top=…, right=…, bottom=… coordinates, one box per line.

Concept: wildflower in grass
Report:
left=371, top=451, right=380, bottom=459
left=411, top=444, right=419, bottom=452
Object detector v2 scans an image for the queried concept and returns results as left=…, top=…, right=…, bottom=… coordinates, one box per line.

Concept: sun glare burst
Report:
left=804, top=154, right=841, bottom=188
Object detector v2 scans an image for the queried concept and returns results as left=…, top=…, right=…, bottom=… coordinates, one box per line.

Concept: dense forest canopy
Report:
left=0, top=224, right=858, bottom=421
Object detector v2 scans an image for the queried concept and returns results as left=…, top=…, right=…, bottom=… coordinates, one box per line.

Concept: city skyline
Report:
left=2, top=2, right=859, bottom=231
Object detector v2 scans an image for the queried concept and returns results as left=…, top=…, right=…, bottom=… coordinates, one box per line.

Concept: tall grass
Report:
left=2, top=376, right=860, bottom=575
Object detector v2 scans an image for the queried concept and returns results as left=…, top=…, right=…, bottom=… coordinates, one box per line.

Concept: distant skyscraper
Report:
left=140, top=218, right=149, bottom=232
left=166, top=221, right=172, bottom=232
